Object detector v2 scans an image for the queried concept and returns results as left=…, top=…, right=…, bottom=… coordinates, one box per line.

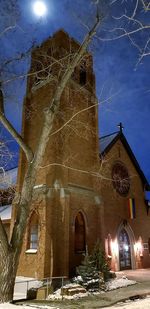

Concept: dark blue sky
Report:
left=0, top=0, right=150, bottom=180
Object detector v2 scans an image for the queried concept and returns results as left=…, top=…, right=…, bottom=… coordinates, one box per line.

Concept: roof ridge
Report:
left=99, top=131, right=119, bottom=140
left=4, top=166, right=18, bottom=172
left=0, top=205, right=10, bottom=212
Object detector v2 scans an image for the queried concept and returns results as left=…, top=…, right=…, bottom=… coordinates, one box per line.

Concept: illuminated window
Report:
left=75, top=212, right=86, bottom=253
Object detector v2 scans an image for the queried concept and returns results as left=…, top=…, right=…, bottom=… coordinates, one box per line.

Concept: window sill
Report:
left=75, top=251, right=86, bottom=255
left=25, top=249, right=37, bottom=254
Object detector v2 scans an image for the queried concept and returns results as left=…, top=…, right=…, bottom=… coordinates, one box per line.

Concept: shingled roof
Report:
left=99, top=131, right=149, bottom=189
left=0, top=205, right=11, bottom=222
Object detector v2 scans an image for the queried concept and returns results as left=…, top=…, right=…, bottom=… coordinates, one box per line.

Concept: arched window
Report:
left=28, top=212, right=38, bottom=250
left=119, top=228, right=131, bottom=270
left=75, top=212, right=86, bottom=253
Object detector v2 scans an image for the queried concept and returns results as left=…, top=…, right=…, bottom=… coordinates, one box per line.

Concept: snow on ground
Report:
left=47, top=277, right=136, bottom=300
left=47, top=283, right=89, bottom=300
left=0, top=276, right=139, bottom=308
left=13, top=275, right=136, bottom=301
left=105, top=276, right=136, bottom=291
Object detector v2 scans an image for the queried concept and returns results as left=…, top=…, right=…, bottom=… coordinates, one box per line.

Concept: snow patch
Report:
left=47, top=289, right=89, bottom=300
left=25, top=249, right=37, bottom=254
left=47, top=276, right=136, bottom=300
left=47, top=282, right=88, bottom=300
left=106, top=277, right=136, bottom=291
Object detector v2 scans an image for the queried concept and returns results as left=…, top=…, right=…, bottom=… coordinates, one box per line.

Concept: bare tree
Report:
left=0, top=0, right=149, bottom=302
left=97, top=0, right=150, bottom=65
left=0, top=2, right=101, bottom=301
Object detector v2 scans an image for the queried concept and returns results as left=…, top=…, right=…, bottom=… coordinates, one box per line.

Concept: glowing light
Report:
left=134, top=239, right=143, bottom=257
left=111, top=239, right=118, bottom=256
left=134, top=243, right=138, bottom=252
left=33, top=1, right=47, bottom=17
left=124, top=244, right=129, bottom=252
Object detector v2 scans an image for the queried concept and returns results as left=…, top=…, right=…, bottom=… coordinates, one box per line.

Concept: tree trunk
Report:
left=0, top=251, right=17, bottom=302
left=0, top=18, right=100, bottom=302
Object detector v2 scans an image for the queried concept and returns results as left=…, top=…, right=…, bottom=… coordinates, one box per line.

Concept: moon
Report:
left=33, top=1, right=47, bottom=17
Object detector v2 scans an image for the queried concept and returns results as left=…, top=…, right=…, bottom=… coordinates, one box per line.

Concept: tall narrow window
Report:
left=30, top=224, right=38, bottom=249
left=79, top=69, right=86, bottom=86
left=107, top=234, right=112, bottom=258
left=28, top=213, right=38, bottom=250
left=148, top=238, right=150, bottom=254
left=75, top=212, right=86, bottom=253
left=119, top=229, right=131, bottom=270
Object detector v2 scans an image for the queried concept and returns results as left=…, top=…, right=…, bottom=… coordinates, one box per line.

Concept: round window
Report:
left=112, top=162, right=130, bottom=196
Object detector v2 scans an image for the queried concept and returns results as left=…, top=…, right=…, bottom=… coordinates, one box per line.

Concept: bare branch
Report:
left=39, top=161, right=137, bottom=183
left=98, top=25, right=150, bottom=42
left=0, top=113, right=33, bottom=162
left=101, top=0, right=150, bottom=63
left=50, top=91, right=119, bottom=137
left=32, top=17, right=101, bottom=167
left=131, top=0, right=139, bottom=19
left=0, top=24, right=16, bottom=38
left=49, top=17, right=101, bottom=114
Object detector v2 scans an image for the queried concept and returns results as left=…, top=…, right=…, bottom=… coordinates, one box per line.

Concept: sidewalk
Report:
left=95, top=269, right=150, bottom=307
left=116, top=268, right=150, bottom=282
left=97, top=281, right=150, bottom=307
left=16, top=270, right=150, bottom=308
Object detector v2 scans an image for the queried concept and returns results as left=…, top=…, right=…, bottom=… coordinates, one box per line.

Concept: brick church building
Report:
left=2, top=30, right=150, bottom=279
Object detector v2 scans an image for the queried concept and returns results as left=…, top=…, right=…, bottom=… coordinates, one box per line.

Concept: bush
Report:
left=76, top=241, right=111, bottom=291
left=92, top=241, right=111, bottom=281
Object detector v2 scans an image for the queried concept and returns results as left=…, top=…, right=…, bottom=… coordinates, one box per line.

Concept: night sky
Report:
left=0, top=0, right=150, bottom=181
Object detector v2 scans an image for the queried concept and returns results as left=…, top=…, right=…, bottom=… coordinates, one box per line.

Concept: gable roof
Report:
left=99, top=131, right=149, bottom=189
left=0, top=205, right=11, bottom=221
left=100, top=132, right=118, bottom=154
left=0, top=167, right=18, bottom=189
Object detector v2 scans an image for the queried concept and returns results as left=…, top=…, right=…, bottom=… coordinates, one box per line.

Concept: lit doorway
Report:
left=119, top=228, right=131, bottom=270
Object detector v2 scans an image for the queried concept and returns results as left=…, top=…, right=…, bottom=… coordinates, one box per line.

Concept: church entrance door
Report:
left=119, top=228, right=131, bottom=270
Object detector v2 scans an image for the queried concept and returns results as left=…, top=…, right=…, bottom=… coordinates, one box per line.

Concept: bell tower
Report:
left=17, top=29, right=100, bottom=278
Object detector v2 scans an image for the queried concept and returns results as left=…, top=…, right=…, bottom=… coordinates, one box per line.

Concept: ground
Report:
left=1, top=297, right=150, bottom=308
left=1, top=269, right=150, bottom=308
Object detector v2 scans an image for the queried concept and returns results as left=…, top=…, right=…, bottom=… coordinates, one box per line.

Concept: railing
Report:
left=14, top=276, right=67, bottom=301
